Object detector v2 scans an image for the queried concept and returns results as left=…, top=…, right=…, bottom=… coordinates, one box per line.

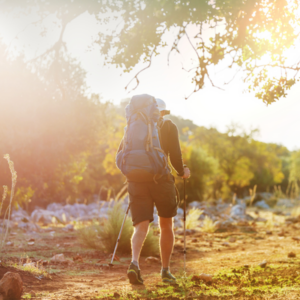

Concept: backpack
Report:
left=116, top=94, right=170, bottom=182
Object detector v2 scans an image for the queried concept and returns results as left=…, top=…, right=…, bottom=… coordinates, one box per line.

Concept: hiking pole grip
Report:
left=110, top=203, right=131, bottom=266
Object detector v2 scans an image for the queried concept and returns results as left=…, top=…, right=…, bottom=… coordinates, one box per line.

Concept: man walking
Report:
left=117, top=95, right=190, bottom=285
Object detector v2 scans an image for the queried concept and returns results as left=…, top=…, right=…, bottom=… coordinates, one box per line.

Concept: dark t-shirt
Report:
left=159, top=119, right=184, bottom=176
left=117, top=118, right=184, bottom=176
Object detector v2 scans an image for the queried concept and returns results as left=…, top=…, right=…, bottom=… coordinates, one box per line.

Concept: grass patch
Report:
left=95, top=262, right=300, bottom=299
left=201, top=215, right=217, bottom=233
left=185, top=208, right=203, bottom=229
left=77, top=201, right=159, bottom=256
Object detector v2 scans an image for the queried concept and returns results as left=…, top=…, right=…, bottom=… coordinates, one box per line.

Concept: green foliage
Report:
left=176, top=143, right=218, bottom=202
left=288, top=150, right=300, bottom=198
left=185, top=208, right=203, bottom=230
left=77, top=201, right=159, bottom=256
left=1, top=1, right=299, bottom=103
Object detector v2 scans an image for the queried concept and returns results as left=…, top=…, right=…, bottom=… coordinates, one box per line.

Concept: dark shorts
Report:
left=128, top=176, right=178, bottom=226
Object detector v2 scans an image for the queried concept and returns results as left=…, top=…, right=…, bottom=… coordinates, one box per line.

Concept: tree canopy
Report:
left=1, top=0, right=299, bottom=103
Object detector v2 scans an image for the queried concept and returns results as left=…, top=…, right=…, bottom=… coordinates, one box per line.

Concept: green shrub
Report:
left=77, top=201, right=159, bottom=256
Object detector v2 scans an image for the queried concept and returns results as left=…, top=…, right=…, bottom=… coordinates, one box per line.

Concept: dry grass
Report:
left=185, top=208, right=203, bottom=229
left=0, top=154, right=17, bottom=252
left=201, top=216, right=217, bottom=233
left=77, top=201, right=159, bottom=256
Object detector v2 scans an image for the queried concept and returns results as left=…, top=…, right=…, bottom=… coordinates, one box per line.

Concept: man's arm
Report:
left=166, top=122, right=185, bottom=177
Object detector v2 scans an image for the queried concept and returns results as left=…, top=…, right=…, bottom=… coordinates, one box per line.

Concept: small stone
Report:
left=113, top=292, right=120, bottom=298
left=0, top=272, right=23, bottom=300
left=6, top=241, right=14, bottom=247
left=23, top=262, right=36, bottom=267
left=192, top=273, right=213, bottom=283
left=222, top=242, right=230, bottom=247
left=28, top=238, right=35, bottom=242
left=50, top=254, right=65, bottom=263
left=73, top=255, right=84, bottom=263
left=191, top=238, right=198, bottom=243
left=145, top=256, right=160, bottom=264
left=259, top=260, right=267, bottom=268
left=228, top=237, right=236, bottom=243
left=108, top=254, right=120, bottom=262
left=292, top=237, right=300, bottom=241
left=266, top=230, right=272, bottom=235
left=288, top=252, right=296, bottom=258
left=27, top=241, right=35, bottom=246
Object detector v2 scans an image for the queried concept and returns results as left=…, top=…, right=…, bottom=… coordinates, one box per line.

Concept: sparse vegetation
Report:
left=0, top=154, right=17, bottom=252
left=77, top=201, right=159, bottom=256
left=185, top=208, right=203, bottom=229
left=201, top=216, right=217, bottom=233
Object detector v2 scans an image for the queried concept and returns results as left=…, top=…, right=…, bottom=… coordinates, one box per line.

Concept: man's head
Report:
left=156, top=98, right=170, bottom=117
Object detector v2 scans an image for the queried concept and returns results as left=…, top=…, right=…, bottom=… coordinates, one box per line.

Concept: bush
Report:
left=185, top=208, right=203, bottom=229
left=77, top=201, right=159, bottom=256
left=201, top=216, right=217, bottom=233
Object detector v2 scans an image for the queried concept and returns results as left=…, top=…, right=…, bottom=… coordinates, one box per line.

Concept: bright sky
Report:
left=1, top=10, right=300, bottom=151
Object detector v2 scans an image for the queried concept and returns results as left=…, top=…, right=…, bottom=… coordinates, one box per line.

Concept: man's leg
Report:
left=132, top=220, right=150, bottom=264
left=159, top=217, right=174, bottom=268
left=127, top=220, right=150, bottom=285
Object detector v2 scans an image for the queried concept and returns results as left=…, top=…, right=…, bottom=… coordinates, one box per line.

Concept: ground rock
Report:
left=175, top=229, right=195, bottom=236
left=145, top=257, right=160, bottom=264
left=254, top=200, right=270, bottom=210
left=230, top=204, right=246, bottom=219
left=259, top=260, right=267, bottom=268
left=277, top=199, right=294, bottom=208
left=47, top=203, right=63, bottom=211
left=288, top=252, right=296, bottom=258
left=50, top=254, right=65, bottom=263
left=0, top=272, right=23, bottom=300
left=11, top=208, right=29, bottom=223
left=228, top=237, right=236, bottom=243
left=177, top=208, right=184, bottom=215
left=188, top=201, right=203, bottom=209
left=17, top=222, right=40, bottom=232
left=192, top=274, right=213, bottom=283
left=215, top=220, right=238, bottom=233
left=255, top=217, right=267, bottom=222
left=63, top=224, right=74, bottom=231
left=31, top=209, right=54, bottom=225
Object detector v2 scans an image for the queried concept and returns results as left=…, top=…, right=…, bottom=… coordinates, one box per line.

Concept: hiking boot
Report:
left=161, top=269, right=176, bottom=284
left=127, top=262, right=144, bottom=285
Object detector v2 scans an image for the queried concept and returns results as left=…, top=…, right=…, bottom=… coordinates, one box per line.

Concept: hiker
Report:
left=116, top=94, right=190, bottom=285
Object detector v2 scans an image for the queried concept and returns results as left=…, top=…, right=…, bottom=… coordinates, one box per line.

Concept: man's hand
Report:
left=182, top=167, right=190, bottom=179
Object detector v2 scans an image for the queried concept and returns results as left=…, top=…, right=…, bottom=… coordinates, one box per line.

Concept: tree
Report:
left=193, top=124, right=284, bottom=199
left=1, top=0, right=299, bottom=103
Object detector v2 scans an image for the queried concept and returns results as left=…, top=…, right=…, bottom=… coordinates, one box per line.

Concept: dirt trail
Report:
left=2, top=221, right=300, bottom=299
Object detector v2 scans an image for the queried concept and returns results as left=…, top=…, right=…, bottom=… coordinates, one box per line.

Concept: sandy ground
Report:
left=1, top=213, right=300, bottom=299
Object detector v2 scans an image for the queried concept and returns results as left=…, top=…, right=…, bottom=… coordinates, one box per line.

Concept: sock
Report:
left=132, top=260, right=139, bottom=268
left=162, top=267, right=169, bottom=272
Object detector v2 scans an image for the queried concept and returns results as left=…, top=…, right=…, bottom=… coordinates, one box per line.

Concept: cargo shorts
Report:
left=127, top=175, right=178, bottom=226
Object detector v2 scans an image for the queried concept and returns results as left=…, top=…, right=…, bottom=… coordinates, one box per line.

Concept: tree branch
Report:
left=125, top=46, right=156, bottom=92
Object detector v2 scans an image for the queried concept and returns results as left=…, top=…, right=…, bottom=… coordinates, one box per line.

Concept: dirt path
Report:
left=2, top=220, right=300, bottom=299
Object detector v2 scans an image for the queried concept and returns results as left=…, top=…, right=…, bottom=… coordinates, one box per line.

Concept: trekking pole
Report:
left=109, top=202, right=130, bottom=267
left=183, top=177, right=187, bottom=273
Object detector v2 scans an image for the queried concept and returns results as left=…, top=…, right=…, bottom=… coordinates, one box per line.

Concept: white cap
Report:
left=156, top=98, right=170, bottom=114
